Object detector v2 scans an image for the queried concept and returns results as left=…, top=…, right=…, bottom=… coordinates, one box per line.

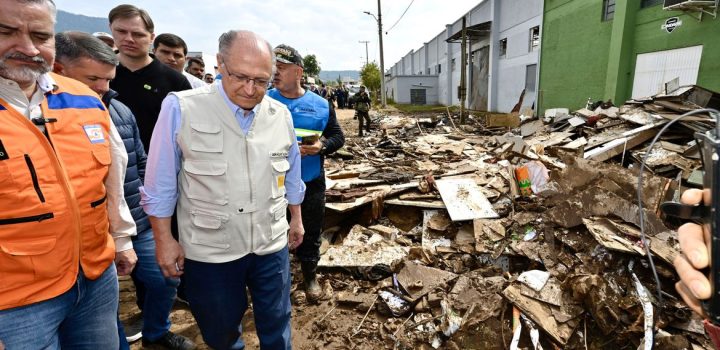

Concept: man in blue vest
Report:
left=268, top=44, right=345, bottom=301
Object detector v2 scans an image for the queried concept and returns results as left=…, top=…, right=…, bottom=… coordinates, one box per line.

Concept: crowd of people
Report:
left=0, top=1, right=348, bottom=349
left=6, top=1, right=718, bottom=349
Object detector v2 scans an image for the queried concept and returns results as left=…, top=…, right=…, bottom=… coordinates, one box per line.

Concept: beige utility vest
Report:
left=174, top=85, right=294, bottom=263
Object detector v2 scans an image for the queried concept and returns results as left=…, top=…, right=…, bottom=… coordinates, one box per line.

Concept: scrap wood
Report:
left=435, top=178, right=498, bottom=221
left=584, top=129, right=657, bottom=162
left=582, top=218, right=645, bottom=255
left=502, top=284, right=579, bottom=346
left=396, top=261, right=458, bottom=300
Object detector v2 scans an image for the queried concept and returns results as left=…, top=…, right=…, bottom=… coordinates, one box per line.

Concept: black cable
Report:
left=637, top=108, right=720, bottom=303
left=385, top=0, right=415, bottom=34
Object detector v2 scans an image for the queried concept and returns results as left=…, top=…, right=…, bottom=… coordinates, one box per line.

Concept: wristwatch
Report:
left=319, top=143, right=327, bottom=156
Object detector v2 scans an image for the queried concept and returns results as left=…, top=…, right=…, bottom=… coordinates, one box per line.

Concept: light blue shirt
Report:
left=140, top=82, right=305, bottom=218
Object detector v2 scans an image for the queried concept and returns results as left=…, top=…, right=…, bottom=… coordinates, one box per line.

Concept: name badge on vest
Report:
left=83, top=124, right=105, bottom=144
left=270, top=151, right=288, bottom=158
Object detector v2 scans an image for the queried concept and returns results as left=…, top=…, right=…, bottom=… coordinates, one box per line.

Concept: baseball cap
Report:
left=274, top=44, right=303, bottom=68
left=92, top=32, right=113, bottom=40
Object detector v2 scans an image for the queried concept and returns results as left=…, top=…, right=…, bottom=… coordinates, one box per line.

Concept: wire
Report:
left=385, top=0, right=415, bottom=34
left=637, top=108, right=720, bottom=303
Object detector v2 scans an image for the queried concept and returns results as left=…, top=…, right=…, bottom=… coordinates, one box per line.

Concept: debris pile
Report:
left=306, top=85, right=719, bottom=349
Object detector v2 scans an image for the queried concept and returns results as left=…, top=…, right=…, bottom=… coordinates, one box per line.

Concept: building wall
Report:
left=386, top=76, right=440, bottom=104
left=539, top=0, right=720, bottom=113
left=385, top=0, right=542, bottom=112
left=538, top=0, right=613, bottom=113
left=630, top=5, right=720, bottom=96
left=496, top=0, right=543, bottom=112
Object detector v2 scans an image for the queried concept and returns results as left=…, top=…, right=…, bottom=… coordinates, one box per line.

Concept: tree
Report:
left=360, top=61, right=381, bottom=101
left=303, top=54, right=321, bottom=78
left=336, top=75, right=342, bottom=86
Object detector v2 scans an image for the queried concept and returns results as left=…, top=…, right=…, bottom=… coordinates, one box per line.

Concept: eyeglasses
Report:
left=221, top=61, right=270, bottom=88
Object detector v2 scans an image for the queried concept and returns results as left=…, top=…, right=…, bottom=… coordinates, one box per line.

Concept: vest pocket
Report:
left=269, top=198, right=289, bottom=240
left=0, top=235, right=58, bottom=292
left=189, top=209, right=230, bottom=249
left=190, top=123, right=223, bottom=153
left=183, top=160, right=229, bottom=205
left=271, top=159, right=290, bottom=198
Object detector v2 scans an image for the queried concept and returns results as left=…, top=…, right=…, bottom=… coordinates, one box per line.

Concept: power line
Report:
left=385, top=0, right=414, bottom=34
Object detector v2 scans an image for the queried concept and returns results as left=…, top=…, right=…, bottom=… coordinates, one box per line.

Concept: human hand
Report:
left=300, top=140, right=322, bottom=156
left=115, top=248, right=138, bottom=276
left=156, top=237, right=185, bottom=278
left=674, top=188, right=712, bottom=317
left=288, top=216, right=304, bottom=250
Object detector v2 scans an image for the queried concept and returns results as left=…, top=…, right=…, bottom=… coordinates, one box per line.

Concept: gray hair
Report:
left=55, top=31, right=118, bottom=66
left=218, top=30, right=276, bottom=74
left=18, top=0, right=57, bottom=21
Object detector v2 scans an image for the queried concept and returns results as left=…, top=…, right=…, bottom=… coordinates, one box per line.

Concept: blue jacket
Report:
left=103, top=90, right=150, bottom=235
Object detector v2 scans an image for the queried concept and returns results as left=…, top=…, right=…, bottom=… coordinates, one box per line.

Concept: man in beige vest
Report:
left=141, top=30, right=305, bottom=349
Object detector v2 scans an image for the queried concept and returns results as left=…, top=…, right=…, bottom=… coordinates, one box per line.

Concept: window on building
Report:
left=499, top=38, right=507, bottom=58
left=451, top=58, right=456, bottom=71
left=641, top=0, right=663, bottom=8
left=436, top=64, right=442, bottom=74
left=525, top=64, right=537, bottom=92
left=603, top=0, right=616, bottom=21
left=426, top=67, right=431, bottom=75
left=529, top=27, right=540, bottom=52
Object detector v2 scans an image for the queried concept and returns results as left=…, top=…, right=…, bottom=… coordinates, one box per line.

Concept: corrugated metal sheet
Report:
left=631, top=45, right=703, bottom=98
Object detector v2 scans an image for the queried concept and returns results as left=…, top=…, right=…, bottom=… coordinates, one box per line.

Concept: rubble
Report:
left=304, top=85, right=720, bottom=349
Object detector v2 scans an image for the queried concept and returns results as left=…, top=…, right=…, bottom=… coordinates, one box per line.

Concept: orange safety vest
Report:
left=0, top=73, right=115, bottom=310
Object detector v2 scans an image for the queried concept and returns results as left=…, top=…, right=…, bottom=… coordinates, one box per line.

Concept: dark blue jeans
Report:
left=184, top=248, right=291, bottom=350
left=117, top=229, right=179, bottom=345
left=0, top=264, right=119, bottom=349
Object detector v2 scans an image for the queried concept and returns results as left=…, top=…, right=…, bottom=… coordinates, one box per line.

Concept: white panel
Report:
left=632, top=45, right=703, bottom=98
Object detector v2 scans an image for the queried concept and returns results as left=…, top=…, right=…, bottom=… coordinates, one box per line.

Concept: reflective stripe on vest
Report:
left=0, top=73, right=113, bottom=310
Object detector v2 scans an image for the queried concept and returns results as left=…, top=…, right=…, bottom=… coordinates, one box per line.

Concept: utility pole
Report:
left=364, top=1, right=387, bottom=107
left=359, top=40, right=370, bottom=65
left=460, top=16, right=467, bottom=124
left=377, top=0, right=387, bottom=107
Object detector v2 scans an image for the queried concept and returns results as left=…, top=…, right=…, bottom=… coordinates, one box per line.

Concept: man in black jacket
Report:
left=53, top=31, right=195, bottom=350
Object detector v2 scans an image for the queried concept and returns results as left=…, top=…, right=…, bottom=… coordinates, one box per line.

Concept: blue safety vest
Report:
left=267, top=89, right=329, bottom=182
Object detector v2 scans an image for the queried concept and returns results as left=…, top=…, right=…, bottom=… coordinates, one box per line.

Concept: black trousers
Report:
left=291, top=176, right=326, bottom=263
left=357, top=111, right=371, bottom=135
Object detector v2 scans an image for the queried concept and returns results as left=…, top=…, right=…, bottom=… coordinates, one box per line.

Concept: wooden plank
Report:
left=435, top=179, right=498, bottom=221
left=384, top=199, right=446, bottom=209
left=584, top=129, right=656, bottom=162
left=486, top=113, right=521, bottom=128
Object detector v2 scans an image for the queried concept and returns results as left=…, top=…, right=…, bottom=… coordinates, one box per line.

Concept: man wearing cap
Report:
left=353, top=86, right=372, bottom=136
left=142, top=30, right=305, bottom=349
left=268, top=44, right=344, bottom=301
left=93, top=31, right=116, bottom=50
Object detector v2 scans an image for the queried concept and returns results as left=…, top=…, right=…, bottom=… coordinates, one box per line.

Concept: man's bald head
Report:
left=215, top=30, right=275, bottom=110
left=218, top=30, right=275, bottom=73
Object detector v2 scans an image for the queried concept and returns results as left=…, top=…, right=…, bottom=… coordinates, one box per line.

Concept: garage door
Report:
left=631, top=45, right=703, bottom=99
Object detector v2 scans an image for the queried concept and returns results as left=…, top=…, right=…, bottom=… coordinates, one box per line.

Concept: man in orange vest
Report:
left=0, top=0, right=137, bottom=348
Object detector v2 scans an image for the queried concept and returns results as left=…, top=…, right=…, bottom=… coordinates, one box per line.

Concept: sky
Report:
left=55, top=0, right=482, bottom=71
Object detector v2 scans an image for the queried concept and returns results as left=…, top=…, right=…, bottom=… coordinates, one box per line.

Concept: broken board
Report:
left=503, top=284, right=579, bottom=345
left=318, top=244, right=409, bottom=268
left=436, top=179, right=498, bottom=221
left=397, top=261, right=458, bottom=300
